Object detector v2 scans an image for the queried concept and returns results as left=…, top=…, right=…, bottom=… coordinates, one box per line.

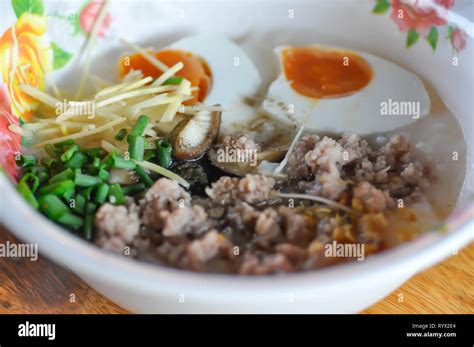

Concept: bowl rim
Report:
left=1, top=175, right=473, bottom=295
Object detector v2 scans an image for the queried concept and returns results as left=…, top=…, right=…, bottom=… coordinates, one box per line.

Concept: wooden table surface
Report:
left=0, top=225, right=472, bottom=314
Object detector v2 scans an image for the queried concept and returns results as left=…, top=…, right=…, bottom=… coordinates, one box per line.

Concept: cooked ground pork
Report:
left=185, top=230, right=232, bottom=271
left=339, top=132, right=373, bottom=164
left=287, top=134, right=320, bottom=180
left=278, top=206, right=313, bottom=246
left=161, top=205, right=209, bottom=237
left=204, top=176, right=240, bottom=205
left=207, top=133, right=262, bottom=177
left=237, top=174, right=275, bottom=203
left=255, top=208, right=283, bottom=245
left=276, top=243, right=309, bottom=268
left=221, top=134, right=261, bottom=152
left=353, top=182, right=394, bottom=213
left=205, top=174, right=275, bottom=205
left=141, top=178, right=191, bottom=229
left=304, top=137, right=347, bottom=200
left=95, top=201, right=140, bottom=253
left=239, top=253, right=294, bottom=275
left=287, top=132, right=430, bottom=204
left=94, top=131, right=432, bottom=274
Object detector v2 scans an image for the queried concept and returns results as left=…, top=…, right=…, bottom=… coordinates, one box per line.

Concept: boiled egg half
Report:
left=170, top=34, right=262, bottom=133
left=119, top=34, right=262, bottom=133
left=262, top=45, right=430, bottom=135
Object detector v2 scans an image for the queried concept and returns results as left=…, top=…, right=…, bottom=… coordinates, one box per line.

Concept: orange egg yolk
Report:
left=119, top=49, right=212, bottom=105
left=282, top=47, right=372, bottom=99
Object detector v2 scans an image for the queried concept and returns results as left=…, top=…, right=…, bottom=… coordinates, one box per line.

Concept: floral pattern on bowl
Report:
left=0, top=85, right=21, bottom=180
left=372, top=0, right=467, bottom=52
left=0, top=0, right=112, bottom=181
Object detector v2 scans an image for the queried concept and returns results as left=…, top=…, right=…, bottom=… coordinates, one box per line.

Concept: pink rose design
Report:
left=0, top=85, right=21, bottom=180
left=390, top=0, right=454, bottom=37
left=451, top=28, right=467, bottom=53
left=79, top=0, right=111, bottom=37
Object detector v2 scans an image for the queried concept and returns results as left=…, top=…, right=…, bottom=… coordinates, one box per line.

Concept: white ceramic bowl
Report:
left=1, top=0, right=473, bottom=313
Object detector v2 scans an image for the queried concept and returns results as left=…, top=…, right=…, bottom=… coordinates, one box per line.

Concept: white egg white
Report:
left=170, top=34, right=262, bottom=134
left=262, top=45, right=431, bottom=135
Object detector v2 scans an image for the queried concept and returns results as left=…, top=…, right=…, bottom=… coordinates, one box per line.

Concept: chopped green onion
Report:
left=63, top=186, right=75, bottom=202
left=60, top=144, right=79, bottom=162
left=57, top=212, right=83, bottom=230
left=19, top=173, right=40, bottom=192
left=108, top=183, right=125, bottom=205
left=17, top=155, right=37, bottom=168
left=75, top=173, right=102, bottom=187
left=134, top=165, right=154, bottom=187
left=38, top=194, right=70, bottom=220
left=94, top=183, right=110, bottom=204
left=41, top=157, right=63, bottom=174
left=97, top=168, right=110, bottom=181
left=54, top=139, right=75, bottom=148
left=157, top=139, right=172, bottom=168
left=48, top=159, right=64, bottom=173
left=38, top=179, right=75, bottom=196
left=65, top=151, right=88, bottom=169
left=122, top=183, right=146, bottom=195
left=86, top=201, right=97, bottom=214
left=100, top=150, right=118, bottom=170
left=128, top=134, right=145, bottom=161
left=112, top=156, right=136, bottom=170
left=17, top=181, right=39, bottom=209
left=15, top=140, right=159, bottom=237
left=23, top=167, right=49, bottom=184
left=49, top=168, right=74, bottom=184
left=83, top=214, right=93, bottom=240
left=83, top=163, right=97, bottom=176
left=144, top=149, right=156, bottom=161
left=98, top=162, right=108, bottom=171
left=44, top=144, right=58, bottom=158
left=80, top=186, right=94, bottom=200
left=37, top=171, right=49, bottom=184
left=115, top=128, right=128, bottom=141
left=72, top=194, right=86, bottom=215
left=24, top=165, right=48, bottom=175
left=83, top=147, right=103, bottom=158
left=92, top=157, right=101, bottom=168
left=41, top=157, right=55, bottom=168
left=130, top=115, right=149, bottom=136
left=163, top=76, right=184, bottom=85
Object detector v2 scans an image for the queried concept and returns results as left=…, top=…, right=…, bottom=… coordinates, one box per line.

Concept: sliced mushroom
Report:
left=170, top=106, right=221, bottom=160
left=208, top=145, right=287, bottom=177
left=257, top=147, right=287, bottom=162
left=208, top=148, right=259, bottom=176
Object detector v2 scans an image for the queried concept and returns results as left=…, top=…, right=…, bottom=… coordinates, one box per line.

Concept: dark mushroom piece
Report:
left=170, top=107, right=221, bottom=160
left=208, top=145, right=287, bottom=177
